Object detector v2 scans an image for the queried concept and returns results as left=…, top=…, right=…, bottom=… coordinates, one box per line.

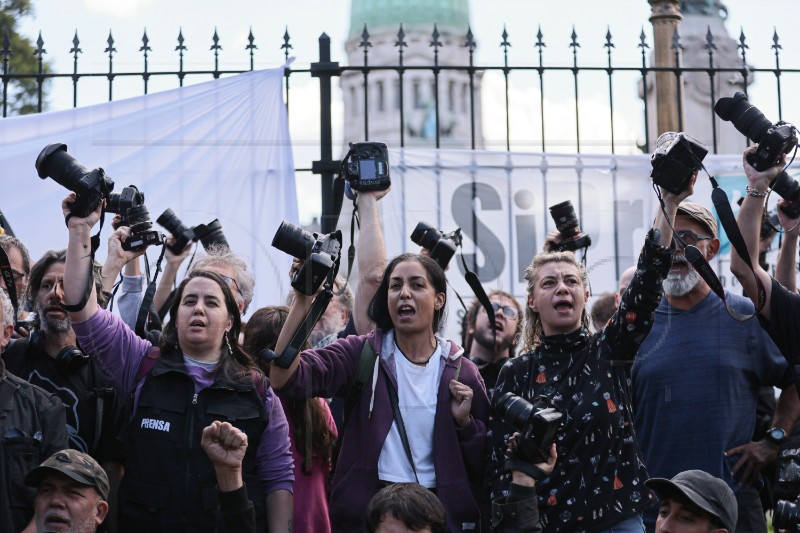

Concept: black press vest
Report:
left=119, top=353, right=268, bottom=533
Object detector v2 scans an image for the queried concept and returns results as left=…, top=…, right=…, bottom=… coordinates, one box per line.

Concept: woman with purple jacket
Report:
left=271, top=253, right=490, bottom=532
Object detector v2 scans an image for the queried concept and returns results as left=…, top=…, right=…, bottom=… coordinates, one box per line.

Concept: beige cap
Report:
left=676, top=201, right=718, bottom=238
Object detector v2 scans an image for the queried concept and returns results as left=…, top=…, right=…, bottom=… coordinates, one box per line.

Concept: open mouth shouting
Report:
left=397, top=304, right=416, bottom=321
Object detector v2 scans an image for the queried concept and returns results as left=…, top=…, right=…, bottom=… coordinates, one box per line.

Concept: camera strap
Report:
left=0, top=245, right=19, bottom=321
left=134, top=246, right=168, bottom=339
left=455, top=234, right=498, bottom=348
left=266, top=285, right=334, bottom=369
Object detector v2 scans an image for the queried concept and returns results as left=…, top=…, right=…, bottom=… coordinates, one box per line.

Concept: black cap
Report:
left=645, top=470, right=736, bottom=531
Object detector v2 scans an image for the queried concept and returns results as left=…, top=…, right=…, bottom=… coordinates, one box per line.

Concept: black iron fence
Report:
left=3, top=23, right=800, bottom=228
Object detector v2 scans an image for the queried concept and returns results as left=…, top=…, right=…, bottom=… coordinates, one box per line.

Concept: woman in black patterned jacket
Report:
left=488, top=181, right=692, bottom=533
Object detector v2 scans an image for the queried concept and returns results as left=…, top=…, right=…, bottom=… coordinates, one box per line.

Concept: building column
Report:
left=649, top=0, right=684, bottom=135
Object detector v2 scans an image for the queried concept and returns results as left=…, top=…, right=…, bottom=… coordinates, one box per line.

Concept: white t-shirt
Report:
left=377, top=342, right=443, bottom=488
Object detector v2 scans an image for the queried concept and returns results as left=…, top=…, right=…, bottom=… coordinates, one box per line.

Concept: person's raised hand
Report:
left=62, top=192, right=104, bottom=231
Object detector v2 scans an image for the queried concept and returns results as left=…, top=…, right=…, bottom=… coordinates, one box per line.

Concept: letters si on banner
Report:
left=378, top=149, right=770, bottom=337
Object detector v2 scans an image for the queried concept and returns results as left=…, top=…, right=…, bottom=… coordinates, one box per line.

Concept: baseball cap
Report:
left=645, top=470, right=736, bottom=531
left=25, top=449, right=110, bottom=500
left=676, top=201, right=718, bottom=239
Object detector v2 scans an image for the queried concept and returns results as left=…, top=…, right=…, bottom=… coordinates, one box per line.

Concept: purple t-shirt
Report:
left=73, top=308, right=294, bottom=494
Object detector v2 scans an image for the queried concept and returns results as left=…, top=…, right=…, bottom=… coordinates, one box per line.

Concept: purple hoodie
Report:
left=277, top=329, right=489, bottom=532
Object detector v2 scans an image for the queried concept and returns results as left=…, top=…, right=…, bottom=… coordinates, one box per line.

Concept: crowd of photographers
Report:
left=5, top=91, right=800, bottom=533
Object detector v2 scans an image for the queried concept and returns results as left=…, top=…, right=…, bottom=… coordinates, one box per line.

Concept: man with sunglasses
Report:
left=631, top=201, right=799, bottom=533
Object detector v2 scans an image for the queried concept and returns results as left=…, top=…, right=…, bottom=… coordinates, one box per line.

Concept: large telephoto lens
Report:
left=157, top=208, right=195, bottom=254
left=772, top=171, right=800, bottom=204
left=714, top=92, right=773, bottom=144
left=494, top=392, right=534, bottom=433
left=194, top=219, right=229, bottom=251
left=272, top=221, right=315, bottom=260
left=35, top=143, right=91, bottom=191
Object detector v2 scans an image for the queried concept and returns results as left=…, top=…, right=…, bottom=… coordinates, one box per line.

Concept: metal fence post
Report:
left=310, top=33, right=342, bottom=234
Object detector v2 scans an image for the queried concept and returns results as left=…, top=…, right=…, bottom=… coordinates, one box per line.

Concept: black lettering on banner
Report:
left=452, top=183, right=505, bottom=282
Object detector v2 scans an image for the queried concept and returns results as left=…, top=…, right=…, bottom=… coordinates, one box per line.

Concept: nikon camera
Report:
left=410, top=222, right=458, bottom=270
left=344, top=142, right=391, bottom=192
left=272, top=221, right=342, bottom=296
left=106, top=186, right=164, bottom=252
left=157, top=209, right=229, bottom=254
left=494, top=392, right=563, bottom=464
left=650, top=132, right=708, bottom=196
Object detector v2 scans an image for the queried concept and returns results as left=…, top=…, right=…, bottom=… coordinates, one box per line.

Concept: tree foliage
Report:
left=1, top=0, right=51, bottom=115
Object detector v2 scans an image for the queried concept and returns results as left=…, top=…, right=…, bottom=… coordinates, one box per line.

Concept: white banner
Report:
left=0, top=68, right=297, bottom=314
left=378, top=149, right=772, bottom=338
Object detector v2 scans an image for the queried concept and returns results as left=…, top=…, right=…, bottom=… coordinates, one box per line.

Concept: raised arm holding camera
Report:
left=487, top=176, right=681, bottom=532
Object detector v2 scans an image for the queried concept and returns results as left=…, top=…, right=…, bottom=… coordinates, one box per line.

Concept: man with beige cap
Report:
left=631, top=201, right=800, bottom=532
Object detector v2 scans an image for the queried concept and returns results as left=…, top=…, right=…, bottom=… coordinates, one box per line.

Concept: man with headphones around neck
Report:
left=2, top=250, right=127, bottom=533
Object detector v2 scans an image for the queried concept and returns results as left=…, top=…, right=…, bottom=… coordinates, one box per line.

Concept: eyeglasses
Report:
left=675, top=230, right=713, bottom=247
left=483, top=301, right=519, bottom=320
left=218, top=274, right=241, bottom=296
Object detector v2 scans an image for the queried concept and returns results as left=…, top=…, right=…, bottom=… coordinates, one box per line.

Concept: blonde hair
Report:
left=522, top=251, right=590, bottom=352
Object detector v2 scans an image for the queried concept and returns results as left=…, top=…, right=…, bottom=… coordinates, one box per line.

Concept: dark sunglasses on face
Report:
left=483, top=301, right=519, bottom=320
left=675, top=230, right=713, bottom=247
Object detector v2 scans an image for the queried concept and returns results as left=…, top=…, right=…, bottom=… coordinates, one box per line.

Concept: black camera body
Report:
left=410, top=222, right=458, bottom=270
left=650, top=132, right=708, bottom=195
left=272, top=221, right=342, bottom=296
left=715, top=92, right=797, bottom=171
left=774, top=498, right=800, bottom=532
left=157, top=209, right=229, bottom=255
left=106, top=185, right=164, bottom=252
left=548, top=200, right=592, bottom=252
left=495, top=392, right=563, bottom=464
left=35, top=143, right=115, bottom=218
left=344, top=142, right=391, bottom=192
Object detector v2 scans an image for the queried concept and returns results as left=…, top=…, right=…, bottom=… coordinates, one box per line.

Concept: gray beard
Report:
left=38, top=310, right=72, bottom=334
left=662, top=262, right=702, bottom=297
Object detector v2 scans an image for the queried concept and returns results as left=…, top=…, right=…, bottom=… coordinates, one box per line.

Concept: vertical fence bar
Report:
left=639, top=29, right=650, bottom=151
left=704, top=27, right=717, bottom=153
left=360, top=25, right=371, bottom=141
left=70, top=31, right=81, bottom=108
left=605, top=27, right=615, bottom=154
left=311, top=33, right=341, bottom=234
left=396, top=25, right=407, bottom=148
left=140, top=29, right=151, bottom=95
left=570, top=27, right=581, bottom=153
left=772, top=29, right=783, bottom=121
left=176, top=30, right=186, bottom=87
left=465, top=28, right=476, bottom=150
left=501, top=26, right=511, bottom=152
left=671, top=28, right=684, bottom=131
left=282, top=28, right=292, bottom=113
left=737, top=29, right=750, bottom=149
left=535, top=27, right=546, bottom=152
left=1, top=30, right=10, bottom=117
left=34, top=32, right=45, bottom=112
left=246, top=28, right=256, bottom=72
left=431, top=24, right=442, bottom=149
left=211, top=29, right=222, bottom=79
left=105, top=31, right=116, bottom=102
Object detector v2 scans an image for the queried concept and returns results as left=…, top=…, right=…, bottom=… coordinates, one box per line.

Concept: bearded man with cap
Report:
left=25, top=449, right=110, bottom=533
left=646, top=470, right=737, bottom=533
left=631, top=201, right=800, bottom=532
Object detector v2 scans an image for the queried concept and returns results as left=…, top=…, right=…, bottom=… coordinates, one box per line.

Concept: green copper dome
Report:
left=348, top=0, right=470, bottom=39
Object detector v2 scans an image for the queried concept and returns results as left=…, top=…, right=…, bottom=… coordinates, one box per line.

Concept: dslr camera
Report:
left=650, top=132, right=708, bottom=196
left=272, top=221, right=342, bottom=296
left=715, top=92, right=800, bottom=216
left=106, top=186, right=164, bottom=252
left=410, top=222, right=458, bottom=270
left=343, top=142, right=391, bottom=193
left=35, top=143, right=115, bottom=218
left=157, top=209, right=230, bottom=255
left=494, top=392, right=563, bottom=464
left=548, top=200, right=592, bottom=252
left=774, top=498, right=800, bottom=532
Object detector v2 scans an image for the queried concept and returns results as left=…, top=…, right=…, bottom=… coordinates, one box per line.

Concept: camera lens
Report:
left=774, top=499, right=800, bottom=532
left=35, top=143, right=91, bottom=189
left=549, top=201, right=580, bottom=236
left=272, top=221, right=315, bottom=260
left=410, top=221, right=440, bottom=250
left=194, top=219, right=229, bottom=251
left=772, top=171, right=800, bottom=203
left=127, top=205, right=152, bottom=233
left=494, top=392, right=534, bottom=433
left=714, top=92, right=773, bottom=144
left=157, top=209, right=195, bottom=254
